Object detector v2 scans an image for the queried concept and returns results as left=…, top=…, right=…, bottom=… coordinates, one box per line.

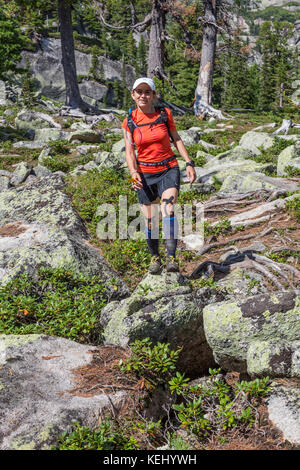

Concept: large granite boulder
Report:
left=204, top=146, right=255, bottom=166
left=68, top=129, right=105, bottom=144
left=0, top=174, right=129, bottom=298
left=34, top=128, right=69, bottom=143
left=79, top=80, right=108, bottom=107
left=203, top=290, right=300, bottom=377
left=10, top=162, right=32, bottom=186
left=219, top=171, right=300, bottom=194
left=177, top=127, right=203, bottom=146
left=0, top=334, right=129, bottom=450
left=190, top=161, right=273, bottom=187
left=239, top=131, right=275, bottom=155
left=94, top=151, right=127, bottom=170
left=100, top=272, right=221, bottom=377
left=112, top=139, right=125, bottom=154
left=0, top=174, right=86, bottom=236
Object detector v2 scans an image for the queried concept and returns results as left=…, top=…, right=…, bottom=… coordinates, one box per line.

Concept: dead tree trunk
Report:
left=194, top=0, right=228, bottom=119
left=196, top=0, right=216, bottom=105
left=147, top=0, right=168, bottom=80
left=57, top=0, right=89, bottom=111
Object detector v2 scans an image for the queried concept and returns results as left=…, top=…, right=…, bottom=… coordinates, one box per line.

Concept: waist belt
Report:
left=136, top=155, right=176, bottom=168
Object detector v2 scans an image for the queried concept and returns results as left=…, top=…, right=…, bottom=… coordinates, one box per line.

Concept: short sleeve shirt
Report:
left=122, top=107, right=178, bottom=173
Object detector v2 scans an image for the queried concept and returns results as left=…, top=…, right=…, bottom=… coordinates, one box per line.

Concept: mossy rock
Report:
left=100, top=271, right=216, bottom=377
left=277, top=143, right=300, bottom=177
left=239, top=131, right=275, bottom=156
left=203, top=290, right=300, bottom=375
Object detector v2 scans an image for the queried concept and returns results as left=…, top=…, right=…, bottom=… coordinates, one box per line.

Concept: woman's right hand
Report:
left=130, top=171, right=143, bottom=191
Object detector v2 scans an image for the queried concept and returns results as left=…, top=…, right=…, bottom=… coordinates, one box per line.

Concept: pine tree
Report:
left=257, top=20, right=296, bottom=110
left=136, top=35, right=147, bottom=76
left=0, top=9, right=27, bottom=79
left=20, top=58, right=37, bottom=108
left=126, top=31, right=137, bottom=68
left=221, top=32, right=253, bottom=109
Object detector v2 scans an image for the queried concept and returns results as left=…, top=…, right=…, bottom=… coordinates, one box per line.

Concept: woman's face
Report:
left=131, top=83, right=155, bottom=111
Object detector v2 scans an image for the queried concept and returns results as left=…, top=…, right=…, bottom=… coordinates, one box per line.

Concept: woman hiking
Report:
left=122, top=77, right=196, bottom=274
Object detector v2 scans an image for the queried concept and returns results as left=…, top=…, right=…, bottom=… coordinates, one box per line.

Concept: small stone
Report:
left=10, top=162, right=32, bottom=186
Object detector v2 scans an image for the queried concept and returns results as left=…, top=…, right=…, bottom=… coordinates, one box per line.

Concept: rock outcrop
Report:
left=203, top=291, right=300, bottom=377
left=0, top=335, right=129, bottom=450
left=18, top=38, right=135, bottom=105
left=0, top=174, right=129, bottom=298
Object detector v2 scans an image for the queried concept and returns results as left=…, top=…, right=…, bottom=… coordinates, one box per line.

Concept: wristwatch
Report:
left=186, top=160, right=195, bottom=168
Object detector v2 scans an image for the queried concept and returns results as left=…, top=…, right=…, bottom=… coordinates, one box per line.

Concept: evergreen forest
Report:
left=0, top=0, right=299, bottom=113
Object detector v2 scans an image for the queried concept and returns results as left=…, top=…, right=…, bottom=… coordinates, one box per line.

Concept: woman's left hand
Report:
left=186, top=166, right=196, bottom=184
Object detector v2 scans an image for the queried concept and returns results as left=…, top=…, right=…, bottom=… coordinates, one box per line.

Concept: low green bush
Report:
left=54, top=419, right=138, bottom=450
left=0, top=267, right=107, bottom=343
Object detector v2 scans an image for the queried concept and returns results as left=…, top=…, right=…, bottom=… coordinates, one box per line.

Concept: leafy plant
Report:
left=173, top=399, right=211, bottom=436
left=286, top=196, right=300, bottom=222
left=42, top=155, right=71, bottom=173
left=235, top=377, right=271, bottom=398
left=285, top=165, right=300, bottom=177
left=118, top=338, right=182, bottom=388
left=0, top=267, right=107, bottom=343
left=48, top=139, right=71, bottom=155
left=204, top=217, right=231, bottom=238
left=54, top=419, right=138, bottom=450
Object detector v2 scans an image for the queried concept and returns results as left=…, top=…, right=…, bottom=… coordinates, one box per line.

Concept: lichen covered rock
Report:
left=247, top=340, right=300, bottom=377
left=277, top=143, right=300, bottom=176
left=267, top=382, right=300, bottom=445
left=0, top=174, right=87, bottom=238
left=239, top=131, right=275, bottom=155
left=203, top=291, right=300, bottom=375
left=220, top=171, right=299, bottom=194
left=0, top=175, right=129, bottom=298
left=100, top=272, right=216, bottom=377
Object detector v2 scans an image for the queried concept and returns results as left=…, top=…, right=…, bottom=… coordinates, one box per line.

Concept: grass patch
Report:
left=65, top=168, right=152, bottom=286
left=286, top=195, right=300, bottom=222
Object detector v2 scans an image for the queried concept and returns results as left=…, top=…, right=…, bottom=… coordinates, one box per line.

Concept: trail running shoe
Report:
left=166, top=256, right=180, bottom=273
left=148, top=256, right=161, bottom=274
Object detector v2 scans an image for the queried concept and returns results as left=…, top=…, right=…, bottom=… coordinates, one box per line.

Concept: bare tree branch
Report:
left=91, top=0, right=152, bottom=31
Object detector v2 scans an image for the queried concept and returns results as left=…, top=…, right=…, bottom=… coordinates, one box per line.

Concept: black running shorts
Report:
left=137, top=166, right=180, bottom=205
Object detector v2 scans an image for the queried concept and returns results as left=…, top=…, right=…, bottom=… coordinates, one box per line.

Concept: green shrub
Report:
left=251, top=137, right=295, bottom=165
left=170, top=368, right=270, bottom=437
left=286, top=196, right=300, bottom=222
left=285, top=165, right=300, bottom=177
left=0, top=267, right=107, bottom=343
left=43, top=155, right=72, bottom=173
left=48, top=139, right=71, bottom=155
left=119, top=338, right=182, bottom=388
left=204, top=217, right=231, bottom=238
left=54, top=419, right=138, bottom=450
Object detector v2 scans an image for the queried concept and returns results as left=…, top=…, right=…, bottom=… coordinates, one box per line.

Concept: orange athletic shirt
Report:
left=122, top=107, right=178, bottom=173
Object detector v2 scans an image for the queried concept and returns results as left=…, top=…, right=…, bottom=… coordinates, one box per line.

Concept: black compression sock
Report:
left=163, top=215, right=178, bottom=258
left=145, top=218, right=159, bottom=257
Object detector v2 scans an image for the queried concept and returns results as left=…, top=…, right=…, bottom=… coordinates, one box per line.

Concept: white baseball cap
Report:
left=132, top=77, right=156, bottom=91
